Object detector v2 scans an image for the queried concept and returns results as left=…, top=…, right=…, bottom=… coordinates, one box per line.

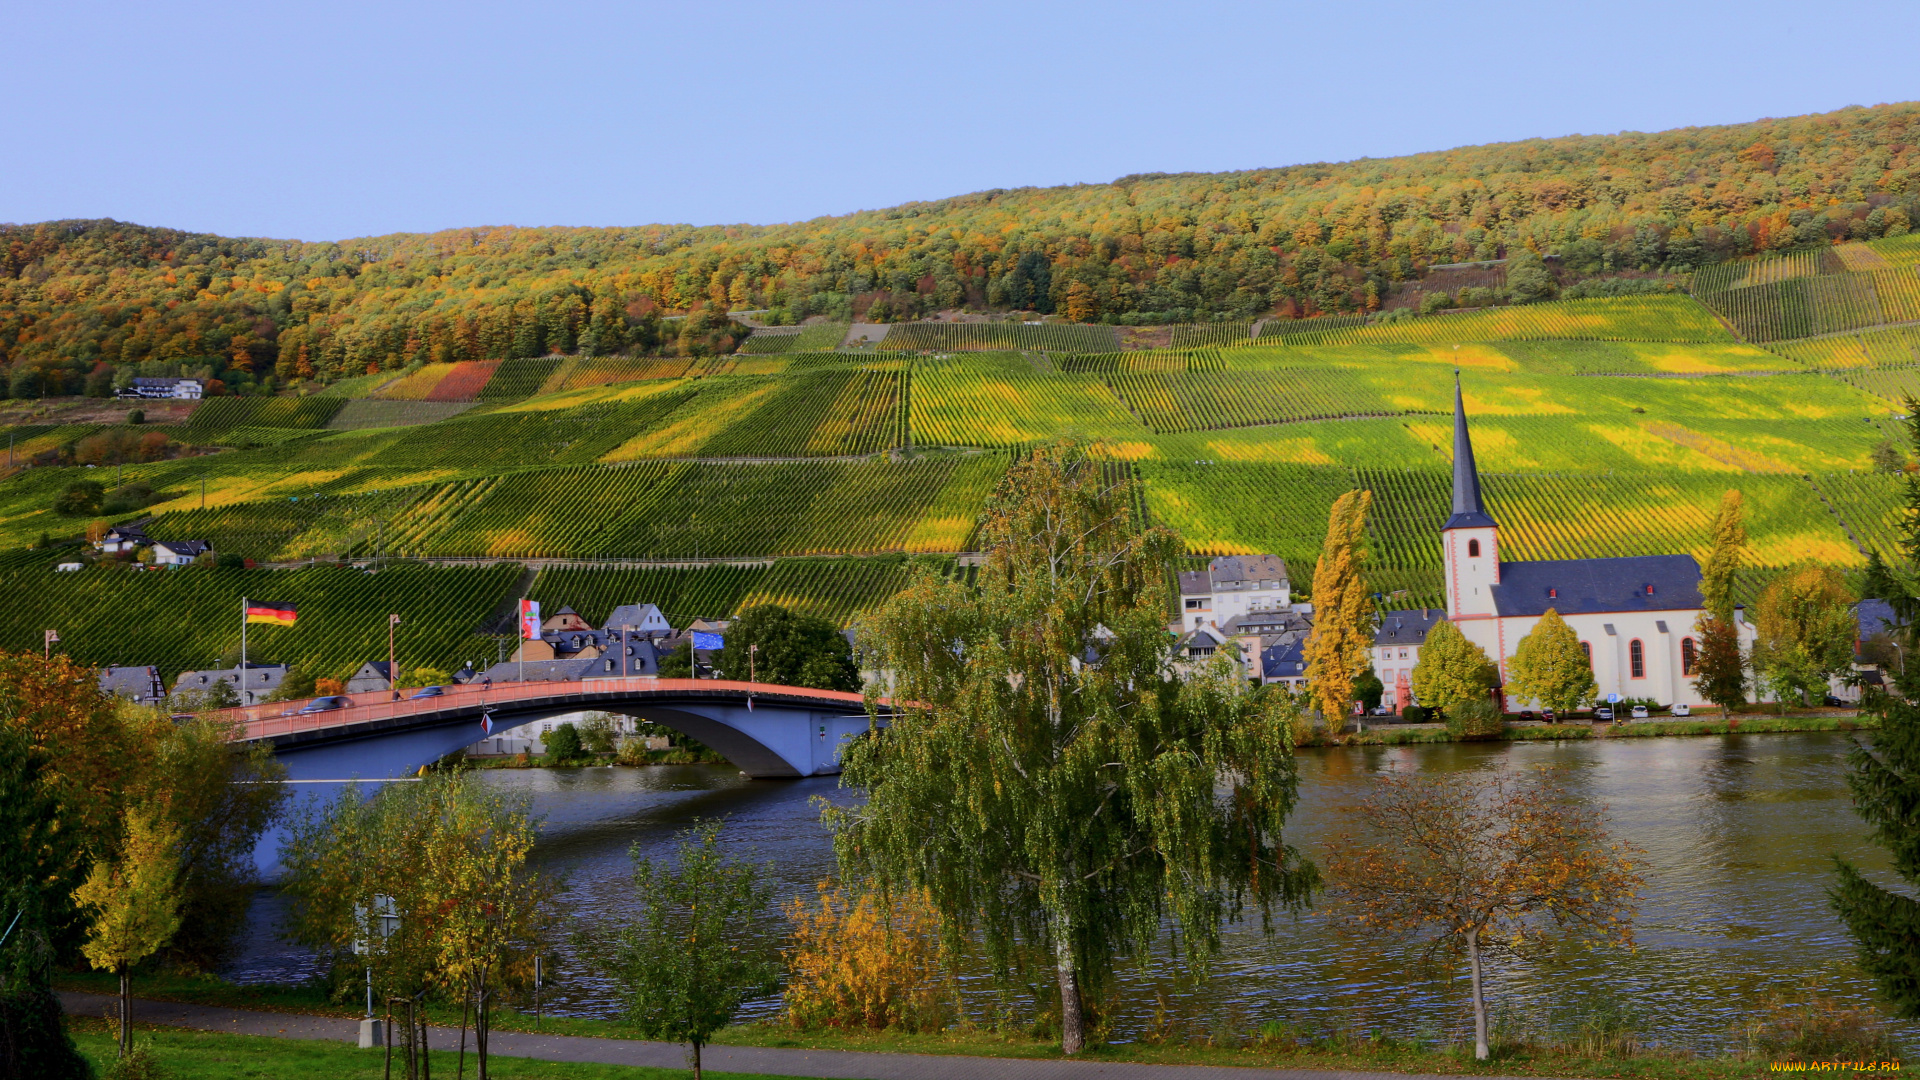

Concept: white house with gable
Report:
left=1438, top=376, right=1754, bottom=710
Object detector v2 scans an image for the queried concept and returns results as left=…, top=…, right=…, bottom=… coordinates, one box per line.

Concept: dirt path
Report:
left=57, top=992, right=1529, bottom=1080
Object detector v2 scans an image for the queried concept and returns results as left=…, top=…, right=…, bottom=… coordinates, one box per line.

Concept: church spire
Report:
left=1444, top=370, right=1497, bottom=530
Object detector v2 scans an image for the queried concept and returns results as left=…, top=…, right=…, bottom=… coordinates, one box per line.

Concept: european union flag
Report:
left=692, top=632, right=725, bottom=651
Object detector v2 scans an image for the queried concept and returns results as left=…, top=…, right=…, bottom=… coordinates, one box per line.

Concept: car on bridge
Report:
left=295, top=695, right=352, bottom=715
left=408, top=685, right=447, bottom=700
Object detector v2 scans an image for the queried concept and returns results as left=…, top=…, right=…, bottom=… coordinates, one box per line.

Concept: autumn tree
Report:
left=76, top=806, right=185, bottom=1060
left=783, top=883, right=948, bottom=1032
left=1693, top=489, right=1750, bottom=715
left=1303, top=489, right=1375, bottom=734
left=1324, top=771, right=1643, bottom=1060
left=1503, top=609, right=1596, bottom=713
left=829, top=442, right=1317, bottom=1054
left=588, top=822, right=777, bottom=1080
left=1410, top=619, right=1497, bottom=713
left=1753, top=564, right=1856, bottom=708
left=0, top=725, right=90, bottom=1079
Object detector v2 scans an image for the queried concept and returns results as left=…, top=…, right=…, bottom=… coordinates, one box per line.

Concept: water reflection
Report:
left=223, top=734, right=1916, bottom=1050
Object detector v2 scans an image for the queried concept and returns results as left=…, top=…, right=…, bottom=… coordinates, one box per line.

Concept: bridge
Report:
left=219, top=677, right=885, bottom=781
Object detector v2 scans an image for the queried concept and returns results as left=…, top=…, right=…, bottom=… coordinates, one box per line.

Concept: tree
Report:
left=403, top=666, right=450, bottom=690
left=53, top=481, right=103, bottom=517
left=544, top=721, right=583, bottom=761
left=1872, top=439, right=1906, bottom=474
left=1352, top=669, right=1383, bottom=712
left=587, top=822, right=777, bottom=1080
left=828, top=442, right=1316, bottom=1054
left=658, top=638, right=695, bottom=679
left=1504, top=252, right=1558, bottom=303
left=1693, top=489, right=1750, bottom=715
left=714, top=605, right=857, bottom=691
left=1753, top=564, right=1856, bottom=708
left=0, top=725, right=90, bottom=1079
left=1303, top=490, right=1376, bottom=734
left=76, top=806, right=184, bottom=1059
left=579, top=714, right=618, bottom=756
left=1503, top=609, right=1596, bottom=712
left=264, top=666, right=318, bottom=703
left=1410, top=619, right=1497, bottom=712
left=1324, top=771, right=1642, bottom=1060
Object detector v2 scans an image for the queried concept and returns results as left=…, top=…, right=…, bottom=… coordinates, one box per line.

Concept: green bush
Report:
left=54, top=481, right=104, bottom=516
left=1444, top=698, right=1505, bottom=740
left=543, top=721, right=583, bottom=762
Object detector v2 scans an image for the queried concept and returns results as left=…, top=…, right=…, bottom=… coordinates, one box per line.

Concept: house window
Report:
left=1629, top=639, right=1645, bottom=678
left=1399, top=649, right=1408, bottom=659
left=1468, top=539, right=1481, bottom=558
left=1681, top=637, right=1697, bottom=676
left=1185, top=598, right=1205, bottom=610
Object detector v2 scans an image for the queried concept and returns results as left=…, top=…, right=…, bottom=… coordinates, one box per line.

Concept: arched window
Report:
left=1629, top=639, right=1645, bottom=679
left=1581, top=641, right=1591, bottom=662
left=1681, top=637, right=1697, bottom=676
left=1468, top=538, right=1481, bottom=558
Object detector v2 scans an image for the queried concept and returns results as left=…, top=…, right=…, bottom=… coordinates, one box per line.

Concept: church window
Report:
left=1468, top=539, right=1481, bottom=558
left=1629, top=639, right=1645, bottom=678
left=1548, top=587, right=1557, bottom=599
left=1681, top=637, right=1697, bottom=676
left=1581, top=641, right=1591, bottom=661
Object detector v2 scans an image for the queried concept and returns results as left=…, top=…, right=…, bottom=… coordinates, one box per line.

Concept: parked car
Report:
left=409, top=685, right=447, bottom=700
left=1823, top=695, right=1847, bottom=707
left=1369, top=704, right=1393, bottom=716
left=1671, top=703, right=1691, bottom=717
left=1518, top=709, right=1536, bottom=720
left=1541, top=709, right=1556, bottom=722
left=1594, top=707, right=1615, bottom=721
left=296, top=696, right=351, bottom=714
left=1630, top=705, right=1649, bottom=719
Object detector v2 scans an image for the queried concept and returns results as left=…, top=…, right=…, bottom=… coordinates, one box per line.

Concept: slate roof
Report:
left=1487, top=555, right=1704, bottom=617
left=1223, top=610, right=1311, bottom=636
left=1444, top=374, right=1498, bottom=531
left=1177, top=570, right=1211, bottom=595
left=1374, top=608, right=1445, bottom=647
left=602, top=603, right=673, bottom=635
left=1209, top=554, right=1287, bottom=587
left=479, top=647, right=660, bottom=684
left=98, top=665, right=165, bottom=703
left=1262, top=637, right=1307, bottom=680
left=1856, top=599, right=1907, bottom=638
left=154, top=540, right=211, bottom=557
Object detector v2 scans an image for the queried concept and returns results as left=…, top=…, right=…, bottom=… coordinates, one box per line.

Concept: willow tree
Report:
left=830, top=442, right=1317, bottom=1054
left=1303, top=490, right=1375, bottom=734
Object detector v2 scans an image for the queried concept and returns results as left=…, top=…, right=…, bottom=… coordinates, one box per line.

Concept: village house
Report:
left=171, top=662, right=288, bottom=706
left=509, top=604, right=676, bottom=664
left=97, top=665, right=167, bottom=707
left=120, top=377, right=203, bottom=400
left=345, top=661, right=397, bottom=695
left=1173, top=554, right=1294, bottom=634
left=95, top=525, right=149, bottom=554
left=151, top=539, right=212, bottom=566
left=1372, top=608, right=1445, bottom=711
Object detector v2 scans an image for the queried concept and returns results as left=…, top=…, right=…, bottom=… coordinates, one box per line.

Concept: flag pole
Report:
left=240, top=595, right=248, bottom=691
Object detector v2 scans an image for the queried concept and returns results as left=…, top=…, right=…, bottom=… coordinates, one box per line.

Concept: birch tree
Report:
left=829, top=441, right=1317, bottom=1054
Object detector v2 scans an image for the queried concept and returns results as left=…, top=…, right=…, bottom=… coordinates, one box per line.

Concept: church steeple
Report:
left=1443, top=371, right=1497, bottom=531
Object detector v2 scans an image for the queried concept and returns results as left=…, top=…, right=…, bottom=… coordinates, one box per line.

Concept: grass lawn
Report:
left=57, top=974, right=1786, bottom=1080
left=67, top=1016, right=793, bottom=1080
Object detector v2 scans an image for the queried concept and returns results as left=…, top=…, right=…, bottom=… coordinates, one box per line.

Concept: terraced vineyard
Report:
left=477, top=357, right=563, bottom=402
left=1112, top=369, right=1406, bottom=432
left=0, top=562, right=523, bottom=682
left=1168, top=322, right=1252, bottom=348
left=910, top=357, right=1144, bottom=446
left=740, top=322, right=851, bottom=354
left=1248, top=296, right=1730, bottom=346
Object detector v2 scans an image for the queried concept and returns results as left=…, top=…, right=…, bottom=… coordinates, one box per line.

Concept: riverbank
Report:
left=1318, top=712, right=1875, bottom=747
left=52, top=974, right=1811, bottom=1079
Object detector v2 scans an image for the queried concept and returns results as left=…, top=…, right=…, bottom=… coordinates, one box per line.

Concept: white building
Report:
left=124, top=377, right=203, bottom=400
left=1372, top=608, right=1445, bottom=710
left=151, top=540, right=211, bottom=566
left=1439, top=377, right=1754, bottom=710
left=1175, top=554, right=1293, bottom=633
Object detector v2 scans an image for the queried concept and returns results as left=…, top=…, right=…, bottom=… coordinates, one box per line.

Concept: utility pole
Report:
left=388, top=614, right=401, bottom=700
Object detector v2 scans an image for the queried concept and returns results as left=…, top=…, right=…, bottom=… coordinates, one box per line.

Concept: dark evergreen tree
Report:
left=0, top=727, right=90, bottom=1080
left=1831, top=403, right=1920, bottom=1017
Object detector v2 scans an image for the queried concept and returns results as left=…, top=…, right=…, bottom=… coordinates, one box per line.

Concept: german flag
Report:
left=244, top=601, right=298, bottom=626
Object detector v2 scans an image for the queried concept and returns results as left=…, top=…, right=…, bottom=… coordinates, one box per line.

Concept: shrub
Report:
left=1738, top=989, right=1902, bottom=1062
left=1401, top=705, right=1433, bottom=724
left=1444, top=697, right=1505, bottom=740
left=313, top=677, right=344, bottom=696
left=544, top=722, right=583, bottom=761
left=103, top=1043, right=167, bottom=1080
left=54, top=481, right=104, bottom=516
left=126, top=409, right=145, bottom=425
left=783, top=883, right=949, bottom=1032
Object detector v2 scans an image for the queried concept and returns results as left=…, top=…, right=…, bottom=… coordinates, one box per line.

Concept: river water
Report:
left=224, top=731, right=1917, bottom=1051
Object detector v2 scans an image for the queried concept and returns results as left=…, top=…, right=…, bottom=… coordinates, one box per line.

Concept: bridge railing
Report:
left=215, top=678, right=874, bottom=742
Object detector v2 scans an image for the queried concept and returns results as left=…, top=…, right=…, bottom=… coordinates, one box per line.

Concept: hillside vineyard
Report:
left=7, top=104, right=1920, bottom=680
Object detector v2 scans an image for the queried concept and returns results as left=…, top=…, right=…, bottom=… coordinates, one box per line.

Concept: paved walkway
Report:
left=58, top=992, right=1538, bottom=1080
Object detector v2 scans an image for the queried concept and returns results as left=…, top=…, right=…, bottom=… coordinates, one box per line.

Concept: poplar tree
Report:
left=830, top=441, right=1317, bottom=1055
left=1832, top=403, right=1920, bottom=1014
left=1504, top=609, right=1596, bottom=713
left=1303, top=489, right=1375, bottom=734
left=1693, top=489, right=1749, bottom=715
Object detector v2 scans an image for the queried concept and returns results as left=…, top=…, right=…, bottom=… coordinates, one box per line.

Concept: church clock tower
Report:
left=1442, top=373, right=1499, bottom=619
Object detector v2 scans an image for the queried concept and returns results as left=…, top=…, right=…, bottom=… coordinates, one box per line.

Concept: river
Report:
left=223, top=731, right=1917, bottom=1051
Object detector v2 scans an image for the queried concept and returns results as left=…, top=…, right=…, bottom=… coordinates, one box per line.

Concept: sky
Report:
left=5, top=0, right=1919, bottom=242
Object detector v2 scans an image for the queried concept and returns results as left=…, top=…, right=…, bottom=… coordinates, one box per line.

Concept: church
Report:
left=1379, top=377, right=1755, bottom=711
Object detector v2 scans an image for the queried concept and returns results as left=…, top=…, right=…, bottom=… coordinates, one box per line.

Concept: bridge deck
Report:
left=217, top=678, right=873, bottom=742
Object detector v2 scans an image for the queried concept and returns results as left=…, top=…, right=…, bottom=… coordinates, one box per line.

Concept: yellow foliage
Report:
left=783, top=883, right=950, bottom=1032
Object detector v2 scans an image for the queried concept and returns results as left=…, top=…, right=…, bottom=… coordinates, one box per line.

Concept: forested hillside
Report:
left=5, top=103, right=1920, bottom=395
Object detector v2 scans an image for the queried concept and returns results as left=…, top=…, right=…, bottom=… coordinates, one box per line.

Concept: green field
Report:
left=7, top=286, right=1918, bottom=680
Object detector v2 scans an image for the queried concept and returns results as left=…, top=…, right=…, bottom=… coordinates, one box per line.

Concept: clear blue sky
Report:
left=6, top=0, right=1918, bottom=242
